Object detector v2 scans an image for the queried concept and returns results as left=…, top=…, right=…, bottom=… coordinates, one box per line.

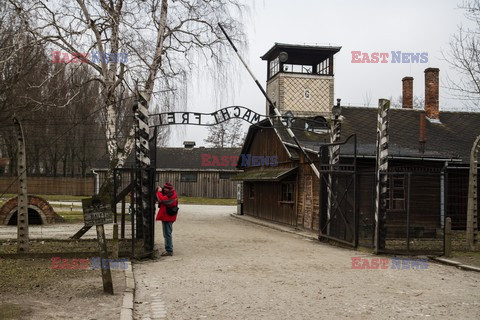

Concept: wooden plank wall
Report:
left=356, top=161, right=444, bottom=232
left=296, top=160, right=321, bottom=231
left=408, top=174, right=441, bottom=228
left=241, top=128, right=299, bottom=226
left=242, top=181, right=296, bottom=226
left=447, top=170, right=480, bottom=230
left=155, top=171, right=237, bottom=198
left=0, top=177, right=94, bottom=196
left=99, top=170, right=238, bottom=198
left=246, top=128, right=292, bottom=165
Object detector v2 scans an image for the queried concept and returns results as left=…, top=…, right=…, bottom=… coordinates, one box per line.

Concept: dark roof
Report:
left=231, top=167, right=297, bottom=181
left=261, top=43, right=341, bottom=64
left=93, top=147, right=242, bottom=171
left=273, top=118, right=331, bottom=153
left=240, top=107, right=480, bottom=165
left=239, top=118, right=329, bottom=161
left=340, top=107, right=480, bottom=163
left=153, top=147, right=241, bottom=170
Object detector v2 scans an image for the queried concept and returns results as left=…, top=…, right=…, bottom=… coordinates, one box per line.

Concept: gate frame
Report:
left=318, top=134, right=358, bottom=247
left=114, top=94, right=333, bottom=257
left=378, top=169, right=446, bottom=256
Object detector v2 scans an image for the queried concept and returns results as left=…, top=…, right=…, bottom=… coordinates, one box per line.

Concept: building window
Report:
left=317, top=59, right=330, bottom=75
left=283, top=64, right=312, bottom=74
left=249, top=183, right=255, bottom=199
left=269, top=57, right=279, bottom=78
left=387, top=176, right=406, bottom=211
left=219, top=172, right=236, bottom=180
left=281, top=183, right=295, bottom=202
left=180, top=172, right=197, bottom=182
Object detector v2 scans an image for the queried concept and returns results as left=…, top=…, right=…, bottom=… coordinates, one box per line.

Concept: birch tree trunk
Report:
left=7, top=0, right=249, bottom=173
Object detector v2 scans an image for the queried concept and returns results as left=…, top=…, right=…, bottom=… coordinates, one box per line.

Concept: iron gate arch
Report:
left=113, top=92, right=332, bottom=257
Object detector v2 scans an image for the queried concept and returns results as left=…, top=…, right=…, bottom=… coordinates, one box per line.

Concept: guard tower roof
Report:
left=261, top=43, right=341, bottom=65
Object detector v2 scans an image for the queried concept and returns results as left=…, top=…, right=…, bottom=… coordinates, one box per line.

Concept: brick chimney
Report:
left=183, top=141, right=196, bottom=149
left=419, top=111, right=427, bottom=153
left=402, top=77, right=413, bottom=109
left=424, top=68, right=440, bottom=120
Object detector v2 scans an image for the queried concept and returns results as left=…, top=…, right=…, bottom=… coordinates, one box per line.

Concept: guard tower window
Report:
left=282, top=64, right=313, bottom=74
left=262, top=44, right=341, bottom=81
left=269, top=57, right=280, bottom=78
left=317, top=59, right=330, bottom=75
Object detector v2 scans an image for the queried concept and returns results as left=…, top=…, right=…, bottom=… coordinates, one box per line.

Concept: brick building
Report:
left=234, top=44, right=480, bottom=251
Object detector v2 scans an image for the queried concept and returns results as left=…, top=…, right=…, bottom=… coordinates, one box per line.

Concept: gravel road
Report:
left=133, top=205, right=480, bottom=319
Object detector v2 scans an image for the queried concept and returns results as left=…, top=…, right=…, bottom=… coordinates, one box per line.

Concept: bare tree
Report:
left=226, top=118, right=246, bottom=147
left=204, top=118, right=245, bottom=148
left=363, top=90, right=373, bottom=107
left=390, top=95, right=402, bottom=108
left=204, top=122, right=228, bottom=148
left=0, top=5, right=50, bottom=175
left=0, top=2, right=45, bottom=125
left=389, top=95, right=423, bottom=109
left=445, top=0, right=480, bottom=109
left=413, top=96, right=425, bottom=110
left=9, top=0, right=250, bottom=172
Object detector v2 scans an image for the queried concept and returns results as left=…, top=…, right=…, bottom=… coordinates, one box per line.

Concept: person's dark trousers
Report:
left=162, top=221, right=173, bottom=253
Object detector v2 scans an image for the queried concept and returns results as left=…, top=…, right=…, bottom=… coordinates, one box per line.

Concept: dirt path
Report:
left=134, top=205, right=480, bottom=319
left=0, top=258, right=125, bottom=319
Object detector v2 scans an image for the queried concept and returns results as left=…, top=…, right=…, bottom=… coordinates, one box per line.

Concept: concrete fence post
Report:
left=466, top=135, right=479, bottom=250
left=13, top=117, right=29, bottom=253
left=445, top=217, right=452, bottom=258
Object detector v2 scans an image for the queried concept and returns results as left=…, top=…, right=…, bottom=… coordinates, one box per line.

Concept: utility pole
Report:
left=13, top=117, right=29, bottom=253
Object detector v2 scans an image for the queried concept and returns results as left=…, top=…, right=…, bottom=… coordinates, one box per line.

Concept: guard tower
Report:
left=261, top=43, right=341, bottom=117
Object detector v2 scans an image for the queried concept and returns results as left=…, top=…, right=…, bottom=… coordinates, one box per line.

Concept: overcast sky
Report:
left=169, top=0, right=468, bottom=147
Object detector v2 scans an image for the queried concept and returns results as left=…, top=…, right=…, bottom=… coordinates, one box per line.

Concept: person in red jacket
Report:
left=155, top=182, right=178, bottom=256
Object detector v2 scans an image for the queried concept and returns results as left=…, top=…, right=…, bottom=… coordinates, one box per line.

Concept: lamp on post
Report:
left=332, top=98, right=342, bottom=117
left=330, top=98, right=342, bottom=147
left=284, top=110, right=294, bottom=128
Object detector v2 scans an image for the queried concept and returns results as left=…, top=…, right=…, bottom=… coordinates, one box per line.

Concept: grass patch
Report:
left=56, top=211, right=131, bottom=223
left=451, top=251, right=480, bottom=267
left=452, top=251, right=480, bottom=257
left=0, top=303, right=25, bottom=319
left=178, top=197, right=236, bottom=205
left=52, top=203, right=83, bottom=208
left=56, top=211, right=84, bottom=223
left=0, top=194, right=236, bottom=207
left=0, top=194, right=89, bottom=202
left=37, top=194, right=90, bottom=201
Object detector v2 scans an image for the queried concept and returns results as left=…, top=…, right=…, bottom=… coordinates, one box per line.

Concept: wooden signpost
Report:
left=82, top=198, right=114, bottom=294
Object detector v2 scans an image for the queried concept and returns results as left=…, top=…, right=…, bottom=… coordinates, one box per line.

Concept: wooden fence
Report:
left=0, top=176, right=94, bottom=196
left=99, top=170, right=239, bottom=199
left=155, top=171, right=238, bottom=198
